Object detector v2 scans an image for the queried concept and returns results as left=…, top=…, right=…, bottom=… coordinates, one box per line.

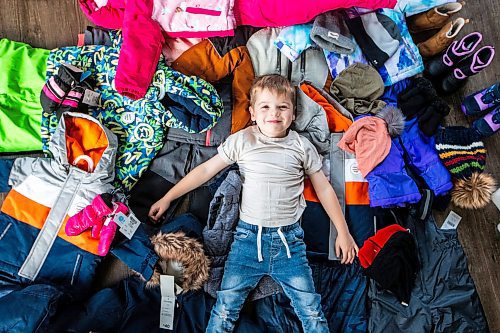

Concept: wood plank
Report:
left=0, top=0, right=499, bottom=331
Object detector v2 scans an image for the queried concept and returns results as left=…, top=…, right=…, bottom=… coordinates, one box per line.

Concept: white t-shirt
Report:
left=217, top=125, right=322, bottom=227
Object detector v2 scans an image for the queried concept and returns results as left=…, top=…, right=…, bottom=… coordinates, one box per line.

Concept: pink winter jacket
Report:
left=80, top=0, right=236, bottom=99
left=79, top=0, right=396, bottom=100
left=234, top=0, right=397, bottom=26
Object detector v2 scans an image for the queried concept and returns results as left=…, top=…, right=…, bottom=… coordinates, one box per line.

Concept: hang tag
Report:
left=113, top=211, right=128, bottom=228
left=441, top=211, right=462, bottom=230
left=491, top=188, right=500, bottom=212
left=114, top=211, right=140, bottom=239
left=160, top=275, right=176, bottom=330
left=83, top=89, right=100, bottom=106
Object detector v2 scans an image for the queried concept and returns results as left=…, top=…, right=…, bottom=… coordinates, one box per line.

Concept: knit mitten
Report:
left=275, top=24, right=314, bottom=62
left=397, top=77, right=437, bottom=119
left=418, top=99, right=451, bottom=136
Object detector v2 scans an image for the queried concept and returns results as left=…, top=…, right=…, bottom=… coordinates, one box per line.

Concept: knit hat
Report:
left=359, top=224, right=419, bottom=305
left=310, top=10, right=355, bottom=54
left=435, top=126, right=497, bottom=209
left=345, top=12, right=402, bottom=68
left=330, top=63, right=386, bottom=116
left=337, top=116, right=391, bottom=177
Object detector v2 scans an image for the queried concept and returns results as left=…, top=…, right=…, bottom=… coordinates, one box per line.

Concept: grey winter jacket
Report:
left=203, top=170, right=283, bottom=300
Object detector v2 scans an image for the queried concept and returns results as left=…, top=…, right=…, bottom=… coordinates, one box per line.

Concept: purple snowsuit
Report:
left=366, top=118, right=452, bottom=207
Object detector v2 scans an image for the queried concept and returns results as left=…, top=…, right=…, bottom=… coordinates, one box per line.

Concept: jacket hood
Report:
left=48, top=112, right=117, bottom=183
left=147, top=231, right=210, bottom=291
left=293, top=81, right=353, bottom=154
left=246, top=27, right=329, bottom=88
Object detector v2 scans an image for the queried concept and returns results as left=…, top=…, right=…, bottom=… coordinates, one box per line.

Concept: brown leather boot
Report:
left=407, top=1, right=465, bottom=33
left=417, top=18, right=469, bottom=58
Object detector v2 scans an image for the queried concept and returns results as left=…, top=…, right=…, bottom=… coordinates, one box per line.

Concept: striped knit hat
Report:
left=435, top=126, right=486, bottom=178
left=435, top=126, right=496, bottom=209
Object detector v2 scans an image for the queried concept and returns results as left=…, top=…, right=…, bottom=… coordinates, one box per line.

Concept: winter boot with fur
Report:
left=65, top=193, right=115, bottom=237
left=407, top=1, right=464, bottom=33
left=425, top=31, right=482, bottom=78
left=440, top=45, right=495, bottom=94
left=417, top=18, right=469, bottom=58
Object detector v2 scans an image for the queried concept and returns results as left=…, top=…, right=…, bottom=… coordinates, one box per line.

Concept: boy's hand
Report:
left=335, top=231, right=359, bottom=265
left=148, top=197, right=170, bottom=223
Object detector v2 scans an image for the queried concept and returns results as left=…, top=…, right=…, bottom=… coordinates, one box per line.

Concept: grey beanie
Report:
left=310, top=10, right=356, bottom=54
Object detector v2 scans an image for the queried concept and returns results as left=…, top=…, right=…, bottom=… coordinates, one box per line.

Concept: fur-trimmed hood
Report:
left=146, top=231, right=210, bottom=291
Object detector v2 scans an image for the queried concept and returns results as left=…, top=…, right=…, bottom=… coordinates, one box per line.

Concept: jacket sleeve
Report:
left=172, top=40, right=254, bottom=133
left=0, top=159, right=15, bottom=192
left=115, top=0, right=164, bottom=100
left=78, top=0, right=125, bottom=29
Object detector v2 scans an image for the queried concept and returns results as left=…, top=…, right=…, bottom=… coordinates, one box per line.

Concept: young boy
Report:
left=149, top=74, right=359, bottom=333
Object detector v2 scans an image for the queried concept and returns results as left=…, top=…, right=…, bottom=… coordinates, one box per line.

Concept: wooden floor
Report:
left=1, top=0, right=499, bottom=331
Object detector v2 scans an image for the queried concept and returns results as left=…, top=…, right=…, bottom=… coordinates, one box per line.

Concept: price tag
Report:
left=114, top=211, right=140, bottom=239
left=492, top=188, right=500, bottom=212
left=441, top=211, right=462, bottom=230
left=83, top=89, right=100, bottom=106
left=160, top=275, right=175, bottom=330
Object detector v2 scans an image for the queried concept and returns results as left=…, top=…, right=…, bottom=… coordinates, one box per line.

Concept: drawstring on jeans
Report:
left=257, top=225, right=263, bottom=262
left=256, top=226, right=292, bottom=262
left=277, top=227, right=292, bottom=259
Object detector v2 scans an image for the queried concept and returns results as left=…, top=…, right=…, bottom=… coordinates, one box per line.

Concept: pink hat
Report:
left=337, top=116, right=391, bottom=177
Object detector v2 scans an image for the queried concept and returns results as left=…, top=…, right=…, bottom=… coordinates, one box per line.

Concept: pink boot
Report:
left=65, top=193, right=114, bottom=237
left=97, top=202, right=129, bottom=256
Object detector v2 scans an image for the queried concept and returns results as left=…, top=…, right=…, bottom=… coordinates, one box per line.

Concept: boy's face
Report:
left=249, top=88, right=295, bottom=138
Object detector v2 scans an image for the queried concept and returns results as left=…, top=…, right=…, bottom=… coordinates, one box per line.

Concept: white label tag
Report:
left=114, top=211, right=140, bottom=239
left=441, top=210, right=462, bottom=230
left=160, top=275, right=175, bottom=330
left=491, top=188, right=500, bottom=212
left=328, top=31, right=340, bottom=40
left=83, top=89, right=100, bottom=106
left=344, top=158, right=367, bottom=182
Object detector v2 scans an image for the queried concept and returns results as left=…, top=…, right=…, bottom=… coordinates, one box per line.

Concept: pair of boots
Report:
left=407, top=2, right=469, bottom=58
left=425, top=32, right=495, bottom=94
left=65, top=193, right=129, bottom=256
left=397, top=77, right=450, bottom=137
left=462, top=82, right=500, bottom=137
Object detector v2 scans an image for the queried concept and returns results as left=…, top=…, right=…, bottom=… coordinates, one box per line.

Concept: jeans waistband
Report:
left=238, top=220, right=300, bottom=233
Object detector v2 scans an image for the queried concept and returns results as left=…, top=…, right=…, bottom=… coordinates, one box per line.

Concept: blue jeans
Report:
left=206, top=220, right=329, bottom=333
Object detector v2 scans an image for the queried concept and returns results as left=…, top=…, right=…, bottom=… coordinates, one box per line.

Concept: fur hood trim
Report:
left=146, top=231, right=209, bottom=291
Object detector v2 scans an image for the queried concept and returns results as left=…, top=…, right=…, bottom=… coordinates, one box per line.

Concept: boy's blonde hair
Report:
left=249, top=74, right=295, bottom=107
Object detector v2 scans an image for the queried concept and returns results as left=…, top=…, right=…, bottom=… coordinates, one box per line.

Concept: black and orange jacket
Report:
left=172, top=26, right=261, bottom=135
left=295, top=82, right=374, bottom=260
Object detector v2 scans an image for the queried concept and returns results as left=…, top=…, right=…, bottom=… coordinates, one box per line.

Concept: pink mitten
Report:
left=66, top=194, right=114, bottom=237
left=97, top=202, right=129, bottom=256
